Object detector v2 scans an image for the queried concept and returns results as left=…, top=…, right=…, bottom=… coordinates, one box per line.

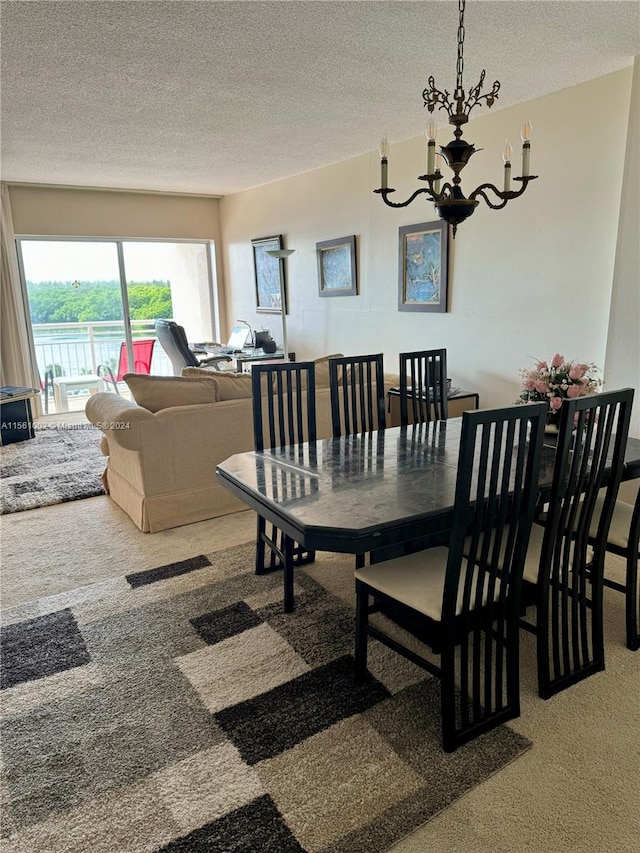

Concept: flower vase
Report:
left=545, top=410, right=561, bottom=435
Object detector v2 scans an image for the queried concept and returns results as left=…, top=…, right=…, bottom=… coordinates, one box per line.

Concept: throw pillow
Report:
left=314, top=353, right=344, bottom=388
left=181, top=367, right=254, bottom=400
left=124, top=373, right=219, bottom=412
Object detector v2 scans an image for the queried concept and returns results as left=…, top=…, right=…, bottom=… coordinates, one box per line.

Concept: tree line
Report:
left=27, top=280, right=173, bottom=323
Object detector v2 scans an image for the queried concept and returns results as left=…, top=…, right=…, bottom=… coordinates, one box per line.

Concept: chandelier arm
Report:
left=423, top=179, right=456, bottom=201
left=470, top=177, right=536, bottom=210
left=471, top=186, right=510, bottom=211
left=374, top=187, right=433, bottom=209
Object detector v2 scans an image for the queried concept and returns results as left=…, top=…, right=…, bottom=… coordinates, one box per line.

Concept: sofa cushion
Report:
left=181, top=368, right=254, bottom=400
left=124, top=373, right=219, bottom=412
left=314, top=354, right=344, bottom=388
left=181, top=354, right=344, bottom=397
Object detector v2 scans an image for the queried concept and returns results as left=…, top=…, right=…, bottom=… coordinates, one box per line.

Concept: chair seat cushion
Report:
left=355, top=546, right=502, bottom=621
left=521, top=523, right=544, bottom=584
left=590, top=494, right=633, bottom=550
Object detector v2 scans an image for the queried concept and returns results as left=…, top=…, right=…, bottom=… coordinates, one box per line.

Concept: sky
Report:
left=19, top=240, right=192, bottom=283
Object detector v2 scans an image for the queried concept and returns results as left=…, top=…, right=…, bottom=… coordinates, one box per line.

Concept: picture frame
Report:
left=398, top=220, right=449, bottom=312
left=252, top=234, right=287, bottom=314
left=316, top=235, right=357, bottom=297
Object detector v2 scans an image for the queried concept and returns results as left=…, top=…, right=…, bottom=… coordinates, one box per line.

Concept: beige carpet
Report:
left=1, top=496, right=639, bottom=852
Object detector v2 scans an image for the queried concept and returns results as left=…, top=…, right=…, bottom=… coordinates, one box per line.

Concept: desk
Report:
left=217, top=421, right=640, bottom=612
left=201, top=346, right=286, bottom=373
left=234, top=352, right=286, bottom=373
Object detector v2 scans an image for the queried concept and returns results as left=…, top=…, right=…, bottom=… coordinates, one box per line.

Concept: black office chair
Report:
left=399, top=348, right=448, bottom=426
left=329, top=353, right=385, bottom=438
left=355, top=402, right=548, bottom=752
left=252, top=362, right=317, bottom=582
left=589, top=484, right=640, bottom=651
left=154, top=319, right=231, bottom=375
left=519, top=388, right=634, bottom=697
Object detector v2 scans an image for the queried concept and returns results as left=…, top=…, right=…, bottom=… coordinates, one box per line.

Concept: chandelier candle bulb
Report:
left=503, top=140, right=513, bottom=192
left=427, top=140, right=436, bottom=175
left=425, top=119, right=438, bottom=174
left=521, top=121, right=532, bottom=177
left=379, top=137, right=390, bottom=189
left=434, top=162, right=442, bottom=194
left=521, top=142, right=530, bottom=178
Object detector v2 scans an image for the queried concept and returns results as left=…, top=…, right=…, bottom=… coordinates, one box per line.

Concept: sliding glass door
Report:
left=18, top=238, right=217, bottom=413
left=20, top=240, right=127, bottom=383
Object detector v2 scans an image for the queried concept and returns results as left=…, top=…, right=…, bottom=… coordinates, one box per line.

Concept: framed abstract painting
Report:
left=398, top=220, right=448, bottom=312
left=252, top=234, right=287, bottom=313
left=316, top=235, right=357, bottom=297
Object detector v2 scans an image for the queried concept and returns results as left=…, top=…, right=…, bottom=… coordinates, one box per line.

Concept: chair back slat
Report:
left=442, top=402, right=548, bottom=741
left=399, top=349, right=448, bottom=426
left=329, top=354, right=385, bottom=437
left=252, top=363, right=317, bottom=452
left=534, top=388, right=634, bottom=697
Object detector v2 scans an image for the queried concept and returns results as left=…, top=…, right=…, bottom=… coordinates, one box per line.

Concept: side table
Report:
left=386, top=387, right=480, bottom=427
left=53, top=375, right=105, bottom=412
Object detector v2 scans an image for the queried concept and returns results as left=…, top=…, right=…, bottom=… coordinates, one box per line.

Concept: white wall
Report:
left=606, top=57, right=640, bottom=440
left=221, top=69, right=634, bottom=412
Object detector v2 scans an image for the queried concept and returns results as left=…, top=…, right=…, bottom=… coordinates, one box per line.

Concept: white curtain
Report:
left=0, top=183, right=43, bottom=416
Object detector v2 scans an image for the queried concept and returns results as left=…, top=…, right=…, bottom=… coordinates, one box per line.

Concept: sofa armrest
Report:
left=85, top=393, right=155, bottom=451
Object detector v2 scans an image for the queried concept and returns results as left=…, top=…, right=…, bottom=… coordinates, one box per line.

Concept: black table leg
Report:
left=283, top=534, right=295, bottom=613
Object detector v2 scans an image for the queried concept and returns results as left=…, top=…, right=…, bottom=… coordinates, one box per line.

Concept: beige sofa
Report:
left=85, top=358, right=398, bottom=533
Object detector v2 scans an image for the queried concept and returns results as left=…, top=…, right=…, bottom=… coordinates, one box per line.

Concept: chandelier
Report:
left=375, top=0, right=537, bottom=235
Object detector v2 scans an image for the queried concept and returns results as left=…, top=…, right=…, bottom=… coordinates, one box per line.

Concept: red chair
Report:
left=97, top=338, right=155, bottom=394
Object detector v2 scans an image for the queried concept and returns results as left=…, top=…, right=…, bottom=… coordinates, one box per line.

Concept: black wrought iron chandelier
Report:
left=375, top=0, right=537, bottom=235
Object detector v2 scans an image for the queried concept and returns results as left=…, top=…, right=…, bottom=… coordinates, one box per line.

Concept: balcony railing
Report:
left=33, top=320, right=172, bottom=379
left=33, top=320, right=173, bottom=414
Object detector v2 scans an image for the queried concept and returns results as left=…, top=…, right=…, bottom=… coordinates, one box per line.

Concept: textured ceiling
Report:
left=2, top=1, right=639, bottom=196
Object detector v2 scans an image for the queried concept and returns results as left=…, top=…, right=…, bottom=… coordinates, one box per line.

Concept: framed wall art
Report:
left=316, top=235, right=357, bottom=297
left=252, top=234, right=287, bottom=313
left=398, top=220, right=448, bottom=312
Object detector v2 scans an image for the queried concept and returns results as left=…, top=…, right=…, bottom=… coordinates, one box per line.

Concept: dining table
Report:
left=216, top=419, right=640, bottom=612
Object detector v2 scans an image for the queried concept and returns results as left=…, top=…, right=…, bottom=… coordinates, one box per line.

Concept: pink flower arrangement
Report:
left=517, top=353, right=602, bottom=422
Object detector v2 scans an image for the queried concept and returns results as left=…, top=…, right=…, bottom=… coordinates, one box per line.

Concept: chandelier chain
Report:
left=456, top=0, right=465, bottom=95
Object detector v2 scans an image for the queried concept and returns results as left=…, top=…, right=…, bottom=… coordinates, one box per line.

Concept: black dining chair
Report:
left=329, top=353, right=385, bottom=438
left=399, top=348, right=449, bottom=426
left=154, top=319, right=231, bottom=375
left=519, top=388, right=634, bottom=698
left=355, top=401, right=548, bottom=752
left=251, top=361, right=317, bottom=578
left=589, top=484, right=640, bottom=651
